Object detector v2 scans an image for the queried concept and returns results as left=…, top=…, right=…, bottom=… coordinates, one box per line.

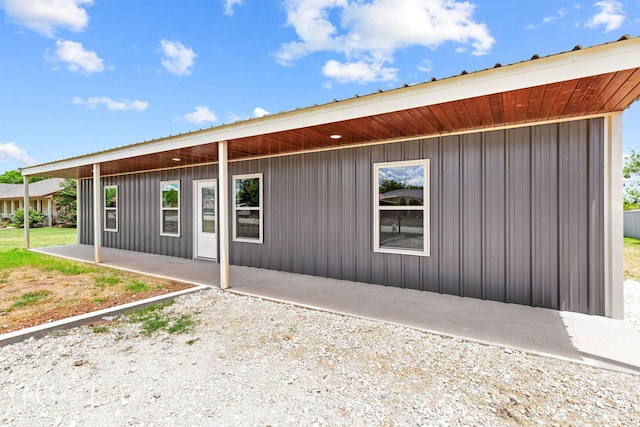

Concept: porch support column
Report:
left=93, top=164, right=102, bottom=263
left=218, top=141, right=230, bottom=290
left=47, top=198, right=52, bottom=227
left=23, top=175, right=29, bottom=249
left=604, top=113, right=624, bottom=319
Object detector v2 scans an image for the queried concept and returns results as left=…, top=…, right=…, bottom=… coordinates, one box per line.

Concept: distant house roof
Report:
left=380, top=189, right=424, bottom=206
left=0, top=178, right=65, bottom=200
left=21, top=35, right=640, bottom=179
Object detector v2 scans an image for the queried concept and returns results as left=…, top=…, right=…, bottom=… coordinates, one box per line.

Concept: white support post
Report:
left=604, top=113, right=624, bottom=319
left=23, top=175, right=29, bottom=249
left=47, top=198, right=52, bottom=227
left=76, top=179, right=81, bottom=244
left=93, top=164, right=102, bottom=263
left=218, top=141, right=230, bottom=290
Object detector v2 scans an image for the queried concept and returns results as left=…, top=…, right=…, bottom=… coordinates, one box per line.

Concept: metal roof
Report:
left=22, top=35, right=640, bottom=179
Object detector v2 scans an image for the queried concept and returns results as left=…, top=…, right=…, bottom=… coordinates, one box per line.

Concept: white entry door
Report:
left=194, top=180, right=217, bottom=260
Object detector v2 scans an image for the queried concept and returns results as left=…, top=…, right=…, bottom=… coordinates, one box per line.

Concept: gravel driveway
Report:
left=1, top=282, right=639, bottom=426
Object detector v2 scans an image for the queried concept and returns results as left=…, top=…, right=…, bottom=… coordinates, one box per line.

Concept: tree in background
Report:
left=0, top=170, right=47, bottom=184
left=54, top=179, right=77, bottom=226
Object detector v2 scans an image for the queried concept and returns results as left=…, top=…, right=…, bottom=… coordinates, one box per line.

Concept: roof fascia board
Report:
left=22, top=38, right=640, bottom=177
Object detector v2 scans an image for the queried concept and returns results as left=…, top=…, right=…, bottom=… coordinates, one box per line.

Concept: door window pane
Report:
left=202, top=187, right=216, bottom=233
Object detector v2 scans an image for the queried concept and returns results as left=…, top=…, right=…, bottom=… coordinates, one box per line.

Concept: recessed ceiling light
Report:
left=172, top=158, right=181, bottom=162
left=330, top=134, right=342, bottom=139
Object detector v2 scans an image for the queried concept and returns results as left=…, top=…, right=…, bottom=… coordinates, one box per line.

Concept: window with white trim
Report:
left=161, top=180, right=180, bottom=236
left=104, top=185, right=118, bottom=232
left=374, top=159, right=429, bottom=256
left=233, top=173, right=263, bottom=243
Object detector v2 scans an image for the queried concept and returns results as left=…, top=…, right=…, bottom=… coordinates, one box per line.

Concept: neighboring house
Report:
left=0, top=178, right=64, bottom=226
left=21, top=36, right=640, bottom=319
left=623, top=210, right=640, bottom=239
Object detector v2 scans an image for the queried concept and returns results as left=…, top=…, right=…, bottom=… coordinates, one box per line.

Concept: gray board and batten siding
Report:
left=624, top=210, right=640, bottom=239
left=79, top=118, right=605, bottom=315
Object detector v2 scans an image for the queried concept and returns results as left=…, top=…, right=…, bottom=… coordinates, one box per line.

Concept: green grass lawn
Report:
left=0, top=227, right=77, bottom=251
left=624, top=237, right=640, bottom=281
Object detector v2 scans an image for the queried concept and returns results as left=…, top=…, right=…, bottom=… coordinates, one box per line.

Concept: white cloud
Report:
left=223, top=0, right=243, bottom=16
left=2, top=0, right=93, bottom=38
left=322, top=59, right=398, bottom=83
left=184, top=106, right=217, bottom=123
left=0, top=141, right=35, bottom=166
left=72, top=96, right=149, bottom=111
left=417, top=59, right=432, bottom=73
left=276, top=0, right=494, bottom=84
left=585, top=1, right=625, bottom=32
left=50, top=40, right=103, bottom=74
left=160, top=39, right=197, bottom=76
left=542, top=8, right=567, bottom=24
left=253, top=107, right=270, bottom=117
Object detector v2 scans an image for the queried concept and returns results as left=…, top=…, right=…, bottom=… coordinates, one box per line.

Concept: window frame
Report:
left=232, top=173, right=263, bottom=244
left=160, top=180, right=180, bottom=237
left=103, top=185, right=118, bottom=232
left=373, top=159, right=430, bottom=257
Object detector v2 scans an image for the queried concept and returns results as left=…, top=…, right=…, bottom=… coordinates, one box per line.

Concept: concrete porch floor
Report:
left=33, top=244, right=640, bottom=375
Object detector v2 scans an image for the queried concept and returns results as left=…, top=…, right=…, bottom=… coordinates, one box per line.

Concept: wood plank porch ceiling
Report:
left=66, top=67, right=640, bottom=179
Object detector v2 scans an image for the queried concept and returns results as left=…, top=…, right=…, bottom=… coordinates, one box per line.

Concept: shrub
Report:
left=11, top=208, right=46, bottom=228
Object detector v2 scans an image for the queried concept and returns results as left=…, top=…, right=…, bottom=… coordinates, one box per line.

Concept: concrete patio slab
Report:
left=31, top=244, right=640, bottom=375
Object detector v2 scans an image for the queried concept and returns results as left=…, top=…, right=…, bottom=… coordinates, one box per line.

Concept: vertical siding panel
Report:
left=421, top=137, right=440, bottom=292
left=327, top=150, right=342, bottom=279
left=558, top=124, right=572, bottom=311
left=263, top=158, right=286, bottom=271
left=354, top=147, right=371, bottom=283
left=439, top=135, right=461, bottom=295
left=341, top=149, right=356, bottom=281
left=576, top=122, right=590, bottom=313
left=181, top=168, right=190, bottom=259
left=531, top=124, right=559, bottom=309
left=291, top=155, right=305, bottom=274
left=559, top=121, right=589, bottom=312
left=249, top=160, right=264, bottom=268
left=315, top=152, right=329, bottom=277
left=483, top=130, right=506, bottom=302
left=461, top=133, right=483, bottom=299
left=506, top=127, right=532, bottom=305
left=125, top=175, right=132, bottom=252
left=385, top=143, right=403, bottom=287
left=402, top=140, right=422, bottom=290
left=370, top=145, right=386, bottom=285
left=81, top=179, right=93, bottom=245
left=589, top=118, right=605, bottom=315
left=148, top=173, right=158, bottom=255
left=302, top=154, right=316, bottom=276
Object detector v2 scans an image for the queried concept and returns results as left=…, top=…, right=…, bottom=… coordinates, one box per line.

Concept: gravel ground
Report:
left=1, top=283, right=640, bottom=426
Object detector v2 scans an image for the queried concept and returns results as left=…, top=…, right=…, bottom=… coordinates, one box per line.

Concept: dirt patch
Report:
left=0, top=267, right=194, bottom=333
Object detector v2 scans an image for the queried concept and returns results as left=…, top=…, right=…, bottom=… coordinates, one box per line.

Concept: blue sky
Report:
left=1, top=0, right=639, bottom=174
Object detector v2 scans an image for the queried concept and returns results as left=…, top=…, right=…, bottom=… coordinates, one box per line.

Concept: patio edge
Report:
left=0, top=285, right=210, bottom=347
